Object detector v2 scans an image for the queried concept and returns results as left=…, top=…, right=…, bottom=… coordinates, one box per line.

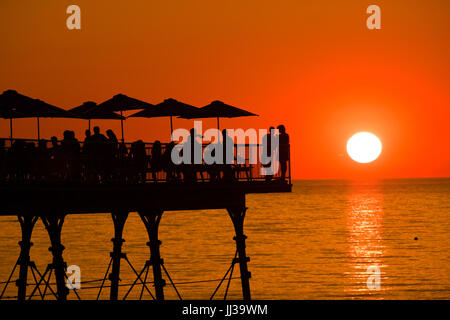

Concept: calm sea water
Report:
left=0, top=179, right=449, bottom=300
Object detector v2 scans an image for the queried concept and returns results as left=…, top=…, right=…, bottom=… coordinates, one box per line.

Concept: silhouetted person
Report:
left=49, top=136, right=62, bottom=180
left=61, top=130, right=81, bottom=181
left=183, top=128, right=202, bottom=183
left=82, top=130, right=94, bottom=181
left=105, top=129, right=119, bottom=181
left=277, top=124, right=289, bottom=182
left=151, top=140, right=163, bottom=181
left=221, top=129, right=234, bottom=182
left=90, top=126, right=108, bottom=182
left=106, top=129, right=118, bottom=147
left=24, top=142, right=35, bottom=180
left=82, top=129, right=94, bottom=153
left=205, top=134, right=220, bottom=183
left=117, top=142, right=129, bottom=181
left=262, top=127, right=276, bottom=182
left=163, top=141, right=178, bottom=181
left=130, top=140, right=147, bottom=182
left=92, top=126, right=108, bottom=142
left=186, top=128, right=203, bottom=165
left=33, top=140, right=50, bottom=181
left=9, top=140, right=26, bottom=181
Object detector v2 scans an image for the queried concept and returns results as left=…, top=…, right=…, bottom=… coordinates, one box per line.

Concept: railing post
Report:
left=138, top=210, right=165, bottom=300
left=41, top=213, right=68, bottom=301
left=227, top=203, right=251, bottom=300
left=16, top=215, right=38, bottom=300
left=109, top=210, right=128, bottom=301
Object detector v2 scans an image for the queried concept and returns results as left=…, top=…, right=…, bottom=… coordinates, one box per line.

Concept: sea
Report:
left=0, top=178, right=449, bottom=300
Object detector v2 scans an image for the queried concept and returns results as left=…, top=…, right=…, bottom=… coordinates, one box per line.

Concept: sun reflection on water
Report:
left=345, top=184, right=387, bottom=298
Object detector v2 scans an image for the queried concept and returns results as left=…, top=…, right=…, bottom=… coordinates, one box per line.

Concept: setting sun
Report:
left=347, top=132, right=382, bottom=164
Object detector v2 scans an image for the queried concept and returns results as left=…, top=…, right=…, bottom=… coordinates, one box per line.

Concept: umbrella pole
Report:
left=88, top=119, right=91, bottom=131
left=217, top=117, right=220, bottom=131
left=170, top=116, right=173, bottom=137
left=120, top=111, right=124, bottom=142
left=9, top=118, right=13, bottom=140
left=37, top=117, right=40, bottom=141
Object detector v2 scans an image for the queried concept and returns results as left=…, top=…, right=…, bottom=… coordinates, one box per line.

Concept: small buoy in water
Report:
left=414, top=237, right=418, bottom=240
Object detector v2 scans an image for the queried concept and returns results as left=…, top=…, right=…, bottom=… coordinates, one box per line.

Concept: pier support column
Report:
left=16, top=215, right=38, bottom=300
left=109, top=211, right=128, bottom=301
left=41, top=214, right=68, bottom=301
left=139, top=210, right=165, bottom=300
left=227, top=205, right=251, bottom=300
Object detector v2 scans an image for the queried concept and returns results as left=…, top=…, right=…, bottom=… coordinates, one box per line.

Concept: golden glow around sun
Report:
left=347, top=132, right=382, bottom=163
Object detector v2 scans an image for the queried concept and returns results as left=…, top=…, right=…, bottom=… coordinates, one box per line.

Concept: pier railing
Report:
left=0, top=138, right=291, bottom=185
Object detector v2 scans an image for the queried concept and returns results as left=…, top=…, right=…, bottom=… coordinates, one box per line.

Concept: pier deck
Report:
left=0, top=180, right=292, bottom=214
left=0, top=138, right=291, bottom=301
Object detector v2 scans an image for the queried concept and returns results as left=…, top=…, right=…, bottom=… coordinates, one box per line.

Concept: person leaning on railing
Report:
left=262, top=126, right=275, bottom=182
left=150, top=140, right=163, bottom=182
left=105, top=129, right=119, bottom=182
left=163, top=141, right=178, bottom=181
left=130, top=140, right=147, bottom=183
left=61, top=130, right=81, bottom=182
left=277, top=124, right=289, bottom=182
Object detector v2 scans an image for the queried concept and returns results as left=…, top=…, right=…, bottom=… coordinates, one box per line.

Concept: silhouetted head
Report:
left=106, top=129, right=116, bottom=139
left=277, top=125, right=286, bottom=134
left=153, top=140, right=161, bottom=152
left=63, top=130, right=71, bottom=140
left=269, top=126, right=275, bottom=135
left=70, top=131, right=76, bottom=139
left=51, top=136, right=58, bottom=146
left=85, top=129, right=91, bottom=137
left=93, top=126, right=100, bottom=134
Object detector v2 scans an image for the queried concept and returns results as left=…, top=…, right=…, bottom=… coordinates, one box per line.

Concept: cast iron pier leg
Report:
left=109, top=211, right=128, bottom=300
left=227, top=205, right=251, bottom=300
left=16, top=215, right=38, bottom=300
left=139, top=210, right=165, bottom=300
left=41, top=214, right=68, bottom=301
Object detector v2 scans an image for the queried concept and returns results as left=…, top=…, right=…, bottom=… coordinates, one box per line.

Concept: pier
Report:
left=0, top=139, right=291, bottom=300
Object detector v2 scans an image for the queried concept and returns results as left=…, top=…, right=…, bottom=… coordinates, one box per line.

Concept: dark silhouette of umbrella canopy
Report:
left=129, top=98, right=199, bottom=134
left=69, top=101, right=124, bottom=120
left=97, top=94, right=153, bottom=112
left=69, top=101, right=97, bottom=116
left=69, top=101, right=125, bottom=131
left=179, top=100, right=258, bottom=129
left=97, top=94, right=153, bottom=141
left=0, top=90, right=69, bottom=118
left=130, top=98, right=198, bottom=117
left=0, top=103, right=24, bottom=118
left=0, top=90, right=72, bottom=139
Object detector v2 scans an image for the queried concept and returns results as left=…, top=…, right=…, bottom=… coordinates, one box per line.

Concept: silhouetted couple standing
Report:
left=262, top=125, right=289, bottom=182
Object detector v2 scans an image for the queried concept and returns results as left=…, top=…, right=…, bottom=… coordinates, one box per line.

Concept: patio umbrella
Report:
left=69, top=101, right=125, bottom=130
left=179, top=100, right=258, bottom=130
left=0, top=102, right=23, bottom=139
left=97, top=94, right=153, bottom=142
left=128, top=98, right=199, bottom=136
left=0, top=90, right=72, bottom=140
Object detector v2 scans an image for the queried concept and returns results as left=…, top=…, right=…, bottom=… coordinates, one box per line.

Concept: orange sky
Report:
left=1, top=0, right=449, bottom=179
